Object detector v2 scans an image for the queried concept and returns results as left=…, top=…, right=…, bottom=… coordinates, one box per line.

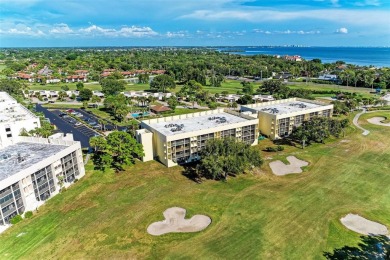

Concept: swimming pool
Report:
left=132, top=112, right=149, bottom=118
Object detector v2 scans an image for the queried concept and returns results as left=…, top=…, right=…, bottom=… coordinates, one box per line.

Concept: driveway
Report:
left=36, top=104, right=100, bottom=148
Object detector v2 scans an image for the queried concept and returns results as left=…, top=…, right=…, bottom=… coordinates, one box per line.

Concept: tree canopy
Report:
left=78, top=88, right=93, bottom=101
left=101, top=78, right=126, bottom=96
left=289, top=117, right=349, bottom=148
left=104, top=94, right=129, bottom=121
left=90, top=131, right=144, bottom=171
left=196, top=138, right=263, bottom=181
left=150, top=74, right=176, bottom=93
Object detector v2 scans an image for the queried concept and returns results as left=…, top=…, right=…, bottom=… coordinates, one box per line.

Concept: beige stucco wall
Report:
left=241, top=98, right=334, bottom=139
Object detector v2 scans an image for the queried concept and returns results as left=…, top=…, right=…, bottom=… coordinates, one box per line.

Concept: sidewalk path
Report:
left=353, top=108, right=370, bottom=136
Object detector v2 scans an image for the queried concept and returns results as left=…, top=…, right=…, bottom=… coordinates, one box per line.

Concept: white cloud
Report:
left=78, top=25, right=116, bottom=35
left=165, top=30, right=188, bottom=38
left=0, top=23, right=45, bottom=36
left=0, top=22, right=160, bottom=38
left=78, top=25, right=158, bottom=37
left=253, top=29, right=320, bottom=35
left=335, top=27, right=348, bottom=34
left=118, top=26, right=158, bottom=37
left=49, top=23, right=73, bottom=34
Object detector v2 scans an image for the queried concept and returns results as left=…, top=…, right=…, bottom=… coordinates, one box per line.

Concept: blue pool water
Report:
left=132, top=112, right=149, bottom=118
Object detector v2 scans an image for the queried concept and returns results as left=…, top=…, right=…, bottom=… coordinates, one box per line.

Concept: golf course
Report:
left=0, top=111, right=389, bottom=259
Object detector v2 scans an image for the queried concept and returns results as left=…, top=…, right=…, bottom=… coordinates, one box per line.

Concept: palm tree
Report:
left=147, top=96, right=157, bottom=112
left=98, top=118, right=105, bottom=131
left=188, top=95, right=196, bottom=109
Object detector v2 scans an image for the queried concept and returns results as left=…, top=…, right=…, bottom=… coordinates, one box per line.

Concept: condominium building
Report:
left=0, top=92, right=40, bottom=148
left=0, top=134, right=85, bottom=227
left=241, top=98, right=334, bottom=139
left=136, top=109, right=259, bottom=167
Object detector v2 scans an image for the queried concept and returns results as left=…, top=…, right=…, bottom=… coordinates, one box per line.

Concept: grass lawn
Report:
left=125, top=83, right=151, bottom=92
left=111, top=80, right=255, bottom=95
left=42, top=103, right=83, bottom=109
left=288, top=82, right=376, bottom=98
left=0, top=111, right=389, bottom=259
left=162, top=107, right=209, bottom=116
left=28, top=82, right=102, bottom=91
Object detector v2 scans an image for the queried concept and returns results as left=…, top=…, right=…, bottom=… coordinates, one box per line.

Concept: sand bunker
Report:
left=340, top=214, right=389, bottom=236
left=269, top=156, right=308, bottom=176
left=367, top=117, right=390, bottom=127
left=147, top=207, right=211, bottom=236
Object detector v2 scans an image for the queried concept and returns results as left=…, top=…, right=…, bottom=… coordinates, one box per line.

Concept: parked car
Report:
left=58, top=112, right=67, bottom=117
left=93, top=124, right=101, bottom=129
left=89, top=121, right=97, bottom=126
left=75, top=122, right=82, bottom=127
left=48, top=100, right=55, bottom=103
left=66, top=109, right=75, bottom=113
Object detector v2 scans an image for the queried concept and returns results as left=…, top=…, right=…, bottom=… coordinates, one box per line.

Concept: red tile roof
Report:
left=151, top=105, right=172, bottom=113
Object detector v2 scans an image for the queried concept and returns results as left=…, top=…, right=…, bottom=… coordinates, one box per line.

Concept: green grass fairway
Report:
left=0, top=112, right=389, bottom=259
left=28, top=82, right=102, bottom=91
left=288, top=82, right=376, bottom=98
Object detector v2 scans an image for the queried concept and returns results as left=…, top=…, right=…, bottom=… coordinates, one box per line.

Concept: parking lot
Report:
left=36, top=104, right=102, bottom=148
left=74, top=109, right=128, bottom=132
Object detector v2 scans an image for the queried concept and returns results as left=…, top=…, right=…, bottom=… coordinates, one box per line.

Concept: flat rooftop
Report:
left=0, top=92, right=38, bottom=124
left=0, top=142, right=68, bottom=182
left=147, top=112, right=254, bottom=136
left=248, top=100, right=326, bottom=115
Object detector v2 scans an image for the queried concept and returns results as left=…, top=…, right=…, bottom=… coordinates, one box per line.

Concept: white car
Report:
left=75, top=122, right=82, bottom=127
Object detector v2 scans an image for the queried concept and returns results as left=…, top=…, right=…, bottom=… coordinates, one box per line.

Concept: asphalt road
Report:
left=35, top=104, right=99, bottom=148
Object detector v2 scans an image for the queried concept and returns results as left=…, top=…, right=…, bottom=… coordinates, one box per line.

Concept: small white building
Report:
left=0, top=92, right=41, bottom=148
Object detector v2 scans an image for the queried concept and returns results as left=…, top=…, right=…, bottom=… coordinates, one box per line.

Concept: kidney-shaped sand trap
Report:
left=147, top=207, right=211, bottom=236
left=269, top=156, right=308, bottom=176
left=367, top=117, right=390, bottom=127
left=340, top=214, right=389, bottom=236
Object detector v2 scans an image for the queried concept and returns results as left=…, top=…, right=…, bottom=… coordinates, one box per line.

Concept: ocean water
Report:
left=219, top=46, right=390, bottom=67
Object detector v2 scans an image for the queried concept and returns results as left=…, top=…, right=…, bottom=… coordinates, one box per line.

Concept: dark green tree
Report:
left=324, top=235, right=390, bottom=260
left=104, top=94, right=129, bottom=122
left=89, top=136, right=112, bottom=172
left=76, top=82, right=84, bottom=91
left=167, top=96, right=179, bottom=110
left=259, top=80, right=283, bottom=95
left=138, top=73, right=150, bottom=84
left=241, top=81, right=254, bottom=95
left=101, top=78, right=126, bottom=96
left=78, top=88, right=93, bottom=101
left=106, top=131, right=144, bottom=170
left=150, top=74, right=176, bottom=93
left=197, top=138, right=263, bottom=181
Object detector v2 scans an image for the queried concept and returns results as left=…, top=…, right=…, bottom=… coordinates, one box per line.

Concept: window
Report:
left=6, top=133, right=12, bottom=138
left=5, top=127, right=11, bottom=132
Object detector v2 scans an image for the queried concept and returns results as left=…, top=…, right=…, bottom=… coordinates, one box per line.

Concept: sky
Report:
left=0, top=0, right=389, bottom=47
